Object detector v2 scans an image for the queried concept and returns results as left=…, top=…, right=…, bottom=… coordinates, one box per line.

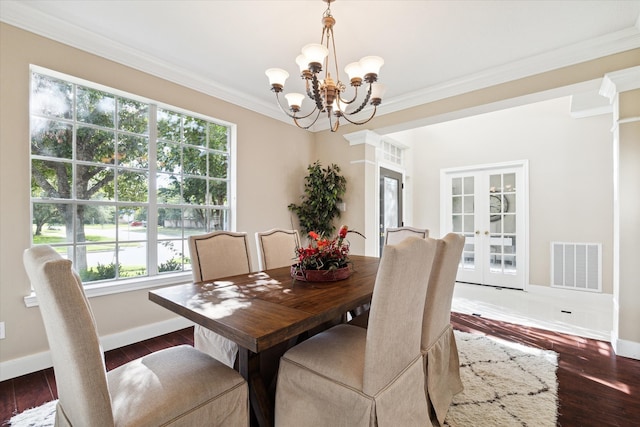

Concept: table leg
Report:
left=238, top=347, right=273, bottom=427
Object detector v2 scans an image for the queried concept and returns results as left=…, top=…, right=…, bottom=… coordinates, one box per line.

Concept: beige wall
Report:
left=396, top=97, right=614, bottom=292
left=0, top=23, right=314, bottom=367
left=2, top=21, right=638, bottom=375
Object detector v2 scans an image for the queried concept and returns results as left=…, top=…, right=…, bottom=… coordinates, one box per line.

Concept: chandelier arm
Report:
left=310, top=74, right=325, bottom=111
left=274, top=92, right=319, bottom=120
left=337, top=86, right=359, bottom=105
left=338, top=105, right=377, bottom=126
left=347, top=84, right=372, bottom=115
left=293, top=109, right=323, bottom=130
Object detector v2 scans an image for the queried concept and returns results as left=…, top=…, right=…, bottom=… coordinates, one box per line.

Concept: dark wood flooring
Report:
left=1, top=312, right=639, bottom=426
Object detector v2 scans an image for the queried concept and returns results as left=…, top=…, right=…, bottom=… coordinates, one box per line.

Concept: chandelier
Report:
left=265, top=0, right=386, bottom=132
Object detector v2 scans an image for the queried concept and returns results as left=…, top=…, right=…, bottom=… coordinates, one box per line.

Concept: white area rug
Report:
left=10, top=330, right=558, bottom=426
left=445, top=330, right=558, bottom=426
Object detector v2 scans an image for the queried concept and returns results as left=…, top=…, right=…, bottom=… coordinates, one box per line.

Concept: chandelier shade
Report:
left=265, top=0, right=385, bottom=132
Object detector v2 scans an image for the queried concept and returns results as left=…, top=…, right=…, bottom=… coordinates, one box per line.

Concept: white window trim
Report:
left=27, top=65, right=237, bottom=305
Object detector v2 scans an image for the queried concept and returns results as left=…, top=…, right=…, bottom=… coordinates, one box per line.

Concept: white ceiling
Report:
left=2, top=0, right=639, bottom=131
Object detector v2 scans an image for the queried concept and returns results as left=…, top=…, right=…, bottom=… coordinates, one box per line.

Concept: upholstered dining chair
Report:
left=23, top=245, right=249, bottom=427
left=255, top=228, right=300, bottom=270
left=275, top=237, right=438, bottom=426
left=189, top=231, right=252, bottom=367
left=349, top=233, right=465, bottom=426
left=385, top=226, right=429, bottom=246
left=421, top=232, right=465, bottom=426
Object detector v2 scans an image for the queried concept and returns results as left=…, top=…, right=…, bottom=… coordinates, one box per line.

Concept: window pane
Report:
left=31, top=160, right=72, bottom=198
left=452, top=196, right=461, bottom=214
left=452, top=177, right=462, bottom=195
left=209, top=123, right=228, bottom=151
left=184, top=116, right=207, bottom=147
left=183, top=145, right=207, bottom=175
left=463, top=176, right=474, bottom=194
left=118, top=135, right=149, bottom=168
left=157, top=173, right=182, bottom=204
left=117, top=170, right=148, bottom=202
left=504, top=173, right=516, bottom=192
left=76, top=127, right=115, bottom=164
left=76, top=165, right=114, bottom=201
left=30, top=73, right=72, bottom=119
left=209, top=153, right=229, bottom=179
left=157, top=142, right=181, bottom=173
left=158, top=240, right=187, bottom=273
left=209, top=180, right=228, bottom=206
left=31, top=119, right=73, bottom=158
left=463, top=214, right=474, bottom=233
left=463, top=195, right=474, bottom=213
left=118, top=98, right=148, bottom=134
left=32, top=203, right=69, bottom=242
left=120, top=207, right=147, bottom=241
left=82, top=204, right=116, bottom=231
left=158, top=109, right=182, bottom=141
left=77, top=86, right=115, bottom=127
left=184, top=177, right=207, bottom=205
left=81, top=244, right=117, bottom=282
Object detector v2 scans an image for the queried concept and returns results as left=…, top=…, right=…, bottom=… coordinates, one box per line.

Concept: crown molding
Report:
left=2, top=1, right=639, bottom=132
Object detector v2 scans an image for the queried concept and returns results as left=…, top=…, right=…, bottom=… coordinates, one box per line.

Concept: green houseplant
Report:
left=288, top=161, right=347, bottom=237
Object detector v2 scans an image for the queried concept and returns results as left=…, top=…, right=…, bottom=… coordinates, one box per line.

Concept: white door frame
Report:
left=440, top=160, right=530, bottom=290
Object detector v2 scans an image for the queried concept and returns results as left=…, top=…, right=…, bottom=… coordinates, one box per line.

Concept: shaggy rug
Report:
left=9, top=330, right=558, bottom=426
left=444, top=330, right=558, bottom=426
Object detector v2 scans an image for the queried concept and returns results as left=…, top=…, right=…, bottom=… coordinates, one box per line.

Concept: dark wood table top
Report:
left=149, top=255, right=380, bottom=353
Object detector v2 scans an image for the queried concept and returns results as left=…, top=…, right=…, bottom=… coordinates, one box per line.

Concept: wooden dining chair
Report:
left=275, top=237, right=438, bottom=426
left=385, top=226, right=429, bottom=246
left=255, top=228, right=300, bottom=270
left=189, top=231, right=252, bottom=367
left=23, top=245, right=249, bottom=427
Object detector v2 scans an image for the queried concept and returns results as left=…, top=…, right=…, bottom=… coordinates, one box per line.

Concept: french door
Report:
left=441, top=162, right=527, bottom=289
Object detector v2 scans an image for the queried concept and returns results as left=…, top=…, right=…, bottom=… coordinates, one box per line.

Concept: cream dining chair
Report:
left=23, top=245, right=249, bottom=427
left=421, top=232, right=465, bottom=426
left=275, top=237, right=438, bottom=426
left=189, top=230, right=252, bottom=367
left=349, top=233, right=465, bottom=426
left=255, top=228, right=300, bottom=271
left=384, top=226, right=429, bottom=246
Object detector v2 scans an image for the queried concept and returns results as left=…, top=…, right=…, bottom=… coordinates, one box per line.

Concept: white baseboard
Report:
left=0, top=316, right=194, bottom=382
left=611, top=331, right=640, bottom=360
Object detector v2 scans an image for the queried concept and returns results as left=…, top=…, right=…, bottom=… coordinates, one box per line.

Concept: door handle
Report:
left=484, top=231, right=489, bottom=235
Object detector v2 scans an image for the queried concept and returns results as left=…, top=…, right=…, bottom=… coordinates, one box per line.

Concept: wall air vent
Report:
left=551, top=242, right=601, bottom=292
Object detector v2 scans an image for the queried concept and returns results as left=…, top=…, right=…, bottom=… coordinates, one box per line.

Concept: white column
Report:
left=600, top=66, right=640, bottom=360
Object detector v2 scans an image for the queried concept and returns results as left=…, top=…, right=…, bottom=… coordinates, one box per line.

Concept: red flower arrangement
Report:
left=292, top=225, right=365, bottom=279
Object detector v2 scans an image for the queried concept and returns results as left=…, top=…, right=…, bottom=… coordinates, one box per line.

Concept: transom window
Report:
left=29, top=67, right=234, bottom=287
left=382, top=140, right=403, bottom=166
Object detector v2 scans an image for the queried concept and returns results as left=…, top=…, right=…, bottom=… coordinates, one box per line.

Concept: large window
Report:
left=29, top=68, right=234, bottom=288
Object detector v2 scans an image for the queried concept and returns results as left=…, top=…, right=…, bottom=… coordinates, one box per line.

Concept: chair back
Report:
left=23, top=245, right=114, bottom=427
left=189, top=231, right=252, bottom=282
left=385, top=226, right=429, bottom=246
left=422, top=233, right=465, bottom=350
left=363, top=236, right=437, bottom=395
left=255, top=228, right=300, bottom=270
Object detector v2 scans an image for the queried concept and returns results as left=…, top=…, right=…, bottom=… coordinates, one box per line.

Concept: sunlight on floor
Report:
left=452, top=282, right=612, bottom=341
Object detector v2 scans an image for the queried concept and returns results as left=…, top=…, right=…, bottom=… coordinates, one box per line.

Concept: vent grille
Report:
left=551, top=242, right=601, bottom=292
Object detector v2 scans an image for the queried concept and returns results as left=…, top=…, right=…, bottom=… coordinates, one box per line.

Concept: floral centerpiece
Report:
left=291, top=225, right=364, bottom=282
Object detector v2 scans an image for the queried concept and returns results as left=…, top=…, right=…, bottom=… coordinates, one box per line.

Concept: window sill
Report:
left=24, top=272, right=193, bottom=307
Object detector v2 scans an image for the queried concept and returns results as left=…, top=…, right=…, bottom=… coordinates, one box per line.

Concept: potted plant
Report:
left=291, top=225, right=364, bottom=282
left=288, top=161, right=347, bottom=237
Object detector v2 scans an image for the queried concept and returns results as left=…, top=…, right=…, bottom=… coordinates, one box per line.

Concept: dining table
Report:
left=148, top=255, right=380, bottom=427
